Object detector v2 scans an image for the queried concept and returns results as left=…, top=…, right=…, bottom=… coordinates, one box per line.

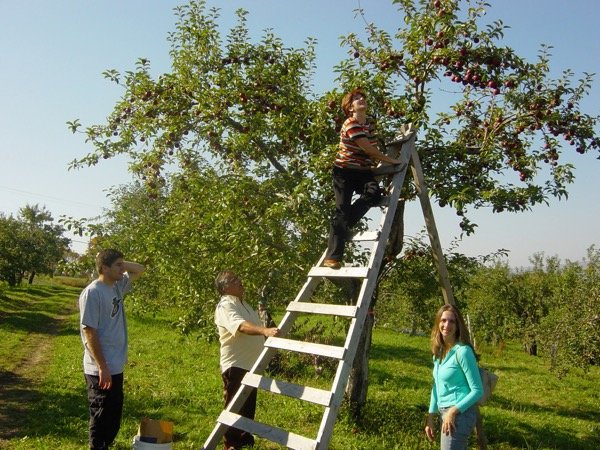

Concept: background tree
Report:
left=18, top=204, right=70, bottom=284
left=461, top=261, right=519, bottom=345
left=377, top=232, right=485, bottom=335
left=463, top=257, right=555, bottom=354
left=540, top=246, right=600, bottom=377
left=0, top=215, right=29, bottom=287
left=463, top=248, right=600, bottom=376
left=0, top=206, right=69, bottom=286
left=68, top=0, right=599, bottom=416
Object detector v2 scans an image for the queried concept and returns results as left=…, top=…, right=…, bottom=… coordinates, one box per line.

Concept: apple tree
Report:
left=333, top=0, right=598, bottom=413
left=0, top=206, right=70, bottom=286
left=0, top=214, right=29, bottom=286
left=68, top=0, right=599, bottom=414
left=67, top=2, right=346, bottom=335
left=540, top=246, right=600, bottom=377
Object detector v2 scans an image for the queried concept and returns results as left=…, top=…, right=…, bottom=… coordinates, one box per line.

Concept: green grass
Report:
left=0, top=282, right=80, bottom=372
left=0, top=280, right=599, bottom=449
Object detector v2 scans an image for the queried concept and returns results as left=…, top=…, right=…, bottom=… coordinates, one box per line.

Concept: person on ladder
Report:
left=323, top=87, right=403, bottom=269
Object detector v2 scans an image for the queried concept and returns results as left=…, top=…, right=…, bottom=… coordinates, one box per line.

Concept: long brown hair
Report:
left=341, top=88, right=366, bottom=117
left=430, top=304, right=474, bottom=361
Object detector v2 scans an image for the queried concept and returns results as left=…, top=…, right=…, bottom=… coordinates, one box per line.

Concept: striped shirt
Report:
left=334, top=117, right=378, bottom=169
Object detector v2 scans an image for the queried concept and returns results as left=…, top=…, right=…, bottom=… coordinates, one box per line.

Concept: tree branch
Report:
left=223, top=117, right=288, bottom=174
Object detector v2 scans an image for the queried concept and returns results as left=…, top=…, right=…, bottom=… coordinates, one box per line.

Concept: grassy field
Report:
left=0, top=280, right=598, bottom=449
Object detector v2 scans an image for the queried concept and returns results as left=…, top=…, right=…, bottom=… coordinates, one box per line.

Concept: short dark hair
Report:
left=96, top=249, right=124, bottom=274
left=341, top=88, right=366, bottom=117
left=215, top=270, right=237, bottom=295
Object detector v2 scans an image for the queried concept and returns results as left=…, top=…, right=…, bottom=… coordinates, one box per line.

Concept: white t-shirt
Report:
left=79, top=274, right=132, bottom=375
left=214, top=294, right=265, bottom=372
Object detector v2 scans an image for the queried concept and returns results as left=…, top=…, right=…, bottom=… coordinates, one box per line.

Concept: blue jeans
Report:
left=439, top=406, right=476, bottom=450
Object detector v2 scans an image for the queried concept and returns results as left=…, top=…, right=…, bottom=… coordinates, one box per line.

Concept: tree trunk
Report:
left=7, top=272, right=17, bottom=287
left=475, top=407, right=488, bottom=450
left=346, top=299, right=375, bottom=421
left=526, top=340, right=538, bottom=356
left=410, top=317, right=418, bottom=336
left=28, top=271, right=36, bottom=285
left=345, top=201, right=405, bottom=421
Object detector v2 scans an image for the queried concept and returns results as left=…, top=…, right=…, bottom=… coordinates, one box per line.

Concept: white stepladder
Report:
left=201, top=126, right=457, bottom=449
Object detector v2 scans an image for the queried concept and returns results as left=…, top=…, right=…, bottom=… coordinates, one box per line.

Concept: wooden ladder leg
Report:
left=410, top=148, right=456, bottom=306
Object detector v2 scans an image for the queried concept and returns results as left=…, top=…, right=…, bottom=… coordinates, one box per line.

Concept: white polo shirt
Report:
left=214, top=294, right=265, bottom=372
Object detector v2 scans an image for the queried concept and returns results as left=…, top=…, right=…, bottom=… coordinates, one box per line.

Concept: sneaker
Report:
left=323, top=259, right=341, bottom=269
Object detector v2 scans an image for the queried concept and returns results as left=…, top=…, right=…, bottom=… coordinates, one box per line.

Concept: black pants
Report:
left=222, top=366, right=257, bottom=449
left=326, top=166, right=381, bottom=261
left=84, top=372, right=124, bottom=450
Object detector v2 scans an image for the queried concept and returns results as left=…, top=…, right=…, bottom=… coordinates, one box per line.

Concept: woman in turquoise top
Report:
left=425, top=304, right=483, bottom=450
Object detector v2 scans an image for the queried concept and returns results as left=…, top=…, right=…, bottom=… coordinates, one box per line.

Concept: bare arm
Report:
left=123, top=261, right=145, bottom=282
left=354, top=137, right=401, bottom=165
left=82, top=326, right=112, bottom=389
left=238, top=321, right=280, bottom=338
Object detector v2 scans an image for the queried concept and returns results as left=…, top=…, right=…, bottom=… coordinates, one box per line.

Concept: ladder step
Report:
left=218, top=411, right=317, bottom=450
left=243, top=373, right=332, bottom=407
left=265, top=337, right=346, bottom=360
left=351, top=231, right=380, bottom=241
left=372, top=163, right=407, bottom=176
left=287, top=301, right=357, bottom=317
left=308, top=266, right=369, bottom=278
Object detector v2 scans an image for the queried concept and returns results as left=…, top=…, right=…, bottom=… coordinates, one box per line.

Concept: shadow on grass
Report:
left=0, top=370, right=36, bottom=439
left=12, top=285, right=69, bottom=298
left=0, top=310, right=66, bottom=334
left=1, top=284, right=80, bottom=335
left=370, top=342, right=430, bottom=367
left=0, top=365, right=196, bottom=447
left=340, top=397, right=428, bottom=436
left=0, top=294, right=30, bottom=310
left=492, top=393, right=600, bottom=424
left=0, top=369, right=86, bottom=445
left=483, top=407, right=599, bottom=450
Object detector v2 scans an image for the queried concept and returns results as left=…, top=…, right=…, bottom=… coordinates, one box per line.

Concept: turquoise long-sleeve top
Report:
left=428, top=343, right=483, bottom=413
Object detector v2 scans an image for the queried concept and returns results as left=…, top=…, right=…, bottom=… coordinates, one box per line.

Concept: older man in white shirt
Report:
left=214, top=270, right=280, bottom=450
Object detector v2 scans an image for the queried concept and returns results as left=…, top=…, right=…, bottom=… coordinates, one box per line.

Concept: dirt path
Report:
left=0, top=299, right=77, bottom=443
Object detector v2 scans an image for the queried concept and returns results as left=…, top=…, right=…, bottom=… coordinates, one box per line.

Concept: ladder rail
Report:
left=409, top=148, right=456, bottom=306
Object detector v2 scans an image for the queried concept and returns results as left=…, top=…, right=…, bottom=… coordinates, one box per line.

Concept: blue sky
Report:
left=0, top=0, right=598, bottom=267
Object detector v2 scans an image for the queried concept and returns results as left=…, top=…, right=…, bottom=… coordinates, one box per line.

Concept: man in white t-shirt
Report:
left=214, top=271, right=280, bottom=450
left=79, top=249, right=145, bottom=450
